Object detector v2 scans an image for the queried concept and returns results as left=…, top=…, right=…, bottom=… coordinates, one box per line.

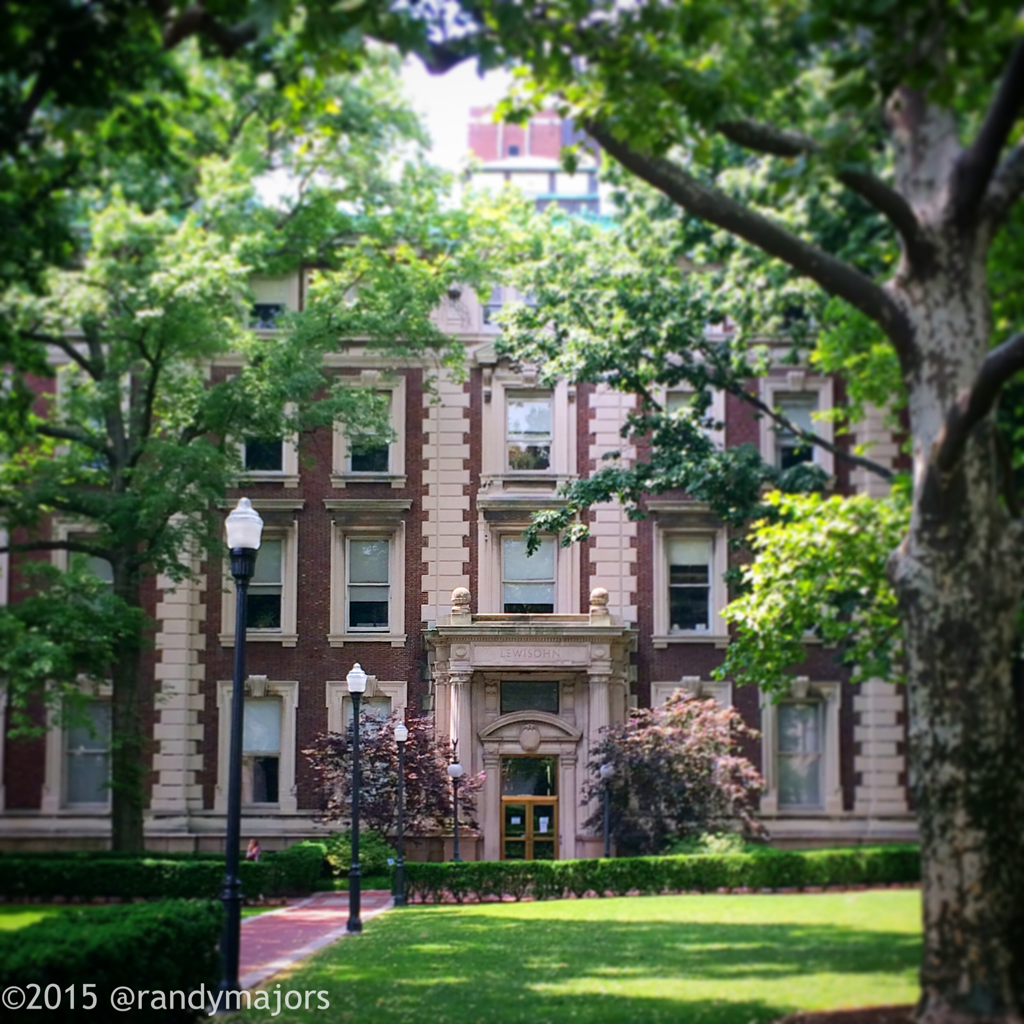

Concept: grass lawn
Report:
left=230, top=890, right=921, bottom=1024
left=0, top=906, right=62, bottom=930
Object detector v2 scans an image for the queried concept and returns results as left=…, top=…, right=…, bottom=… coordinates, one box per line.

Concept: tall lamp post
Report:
left=599, top=762, right=615, bottom=858
left=447, top=761, right=465, bottom=862
left=393, top=722, right=408, bottom=906
left=220, top=497, right=263, bottom=998
left=346, top=662, right=367, bottom=934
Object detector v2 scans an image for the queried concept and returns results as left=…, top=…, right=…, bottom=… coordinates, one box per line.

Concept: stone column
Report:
left=450, top=672, right=472, bottom=767
left=559, top=752, right=578, bottom=859
left=483, top=752, right=501, bottom=861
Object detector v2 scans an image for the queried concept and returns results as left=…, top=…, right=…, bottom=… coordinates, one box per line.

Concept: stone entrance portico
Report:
left=426, top=588, right=636, bottom=860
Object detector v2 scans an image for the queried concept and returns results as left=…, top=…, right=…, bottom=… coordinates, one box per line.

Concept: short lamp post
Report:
left=447, top=762, right=465, bottom=862
left=347, top=662, right=367, bottom=934
left=599, top=762, right=615, bottom=859
left=393, top=722, right=409, bottom=907
left=220, top=497, right=263, bottom=998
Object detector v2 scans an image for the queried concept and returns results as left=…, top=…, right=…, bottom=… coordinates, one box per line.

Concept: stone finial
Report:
left=589, top=586, right=612, bottom=626
left=451, top=587, right=472, bottom=624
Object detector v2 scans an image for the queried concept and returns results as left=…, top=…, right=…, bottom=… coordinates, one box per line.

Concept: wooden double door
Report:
left=500, top=756, right=557, bottom=861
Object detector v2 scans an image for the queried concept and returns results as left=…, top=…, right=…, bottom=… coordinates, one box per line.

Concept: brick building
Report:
left=0, top=113, right=915, bottom=855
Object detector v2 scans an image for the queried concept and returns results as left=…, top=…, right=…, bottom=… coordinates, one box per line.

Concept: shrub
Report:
left=403, top=845, right=920, bottom=903
left=586, top=692, right=765, bottom=855
left=0, top=842, right=326, bottom=900
left=324, top=830, right=395, bottom=879
left=0, top=900, right=222, bottom=1022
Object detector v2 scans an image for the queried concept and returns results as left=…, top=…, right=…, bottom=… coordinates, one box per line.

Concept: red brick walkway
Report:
left=239, top=891, right=393, bottom=989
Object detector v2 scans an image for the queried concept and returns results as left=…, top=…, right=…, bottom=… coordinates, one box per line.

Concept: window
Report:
left=250, top=303, right=285, bottom=329
left=65, top=701, right=111, bottom=806
left=243, top=438, right=284, bottom=473
left=242, top=698, right=281, bottom=804
left=777, top=702, right=824, bottom=809
left=328, top=511, right=408, bottom=645
left=216, top=678, right=298, bottom=813
left=760, top=680, right=842, bottom=816
left=347, top=538, right=391, bottom=631
left=760, top=373, right=834, bottom=477
left=331, top=377, right=406, bottom=488
left=248, top=539, right=283, bottom=630
left=668, top=536, right=712, bottom=633
left=349, top=438, right=389, bottom=473
left=651, top=521, right=728, bottom=644
left=502, top=538, right=555, bottom=613
left=501, top=756, right=557, bottom=797
left=220, top=516, right=300, bottom=646
left=507, top=393, right=553, bottom=471
left=500, top=681, right=559, bottom=715
left=774, top=393, right=817, bottom=470
left=665, top=387, right=725, bottom=447
left=343, top=696, right=392, bottom=729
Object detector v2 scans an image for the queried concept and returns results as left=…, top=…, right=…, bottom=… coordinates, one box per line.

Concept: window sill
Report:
left=653, top=633, right=729, bottom=649
left=331, top=473, right=407, bottom=489
left=219, top=632, right=299, bottom=648
left=239, top=472, right=300, bottom=489
left=328, top=633, right=407, bottom=648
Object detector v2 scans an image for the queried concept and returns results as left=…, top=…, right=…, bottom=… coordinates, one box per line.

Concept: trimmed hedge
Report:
left=404, top=845, right=921, bottom=904
left=0, top=841, right=327, bottom=900
left=0, top=900, right=222, bottom=1022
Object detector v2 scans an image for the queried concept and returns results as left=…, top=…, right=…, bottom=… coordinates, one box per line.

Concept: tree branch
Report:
left=586, top=121, right=919, bottom=377
left=0, top=539, right=111, bottom=558
left=159, top=3, right=260, bottom=57
left=716, top=119, right=931, bottom=268
left=983, top=141, right=1024, bottom=229
left=729, top=386, right=895, bottom=482
left=954, top=36, right=1024, bottom=227
left=937, top=331, right=1024, bottom=474
left=36, top=424, right=112, bottom=457
left=25, top=331, right=97, bottom=378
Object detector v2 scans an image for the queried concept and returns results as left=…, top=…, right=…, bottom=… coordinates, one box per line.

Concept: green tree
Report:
left=420, top=2, right=1024, bottom=1016
left=0, top=50, right=505, bottom=851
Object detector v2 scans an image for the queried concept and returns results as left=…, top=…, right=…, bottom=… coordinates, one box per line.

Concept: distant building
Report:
left=466, top=107, right=602, bottom=216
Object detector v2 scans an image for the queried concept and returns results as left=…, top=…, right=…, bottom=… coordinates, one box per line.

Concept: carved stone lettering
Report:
left=471, top=644, right=590, bottom=667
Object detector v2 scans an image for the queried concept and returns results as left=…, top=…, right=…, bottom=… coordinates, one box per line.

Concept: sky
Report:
left=398, top=58, right=512, bottom=173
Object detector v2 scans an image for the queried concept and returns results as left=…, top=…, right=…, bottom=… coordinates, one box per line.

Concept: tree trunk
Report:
left=109, top=568, right=147, bottom=852
left=891, top=278, right=1024, bottom=1021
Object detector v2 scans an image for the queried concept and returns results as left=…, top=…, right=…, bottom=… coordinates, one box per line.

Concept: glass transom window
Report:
left=502, top=538, right=555, bottom=613
left=507, top=393, right=552, bottom=471
left=347, top=538, right=390, bottom=630
left=500, top=681, right=559, bottom=715
left=777, top=702, right=824, bottom=808
left=668, top=536, right=712, bottom=632
left=248, top=538, right=283, bottom=630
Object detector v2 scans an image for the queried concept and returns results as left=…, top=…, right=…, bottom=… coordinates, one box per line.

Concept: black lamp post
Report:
left=220, top=497, right=264, bottom=998
left=447, top=761, right=465, bottom=862
left=347, top=662, right=367, bottom=934
left=599, top=762, right=615, bottom=858
left=393, top=721, right=408, bottom=906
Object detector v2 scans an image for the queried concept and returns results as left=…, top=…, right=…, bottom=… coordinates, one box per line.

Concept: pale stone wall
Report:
left=851, top=402, right=901, bottom=498
left=586, top=384, right=637, bottom=625
left=854, top=677, right=909, bottom=816
left=421, top=370, right=472, bottom=628
left=150, top=563, right=206, bottom=815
